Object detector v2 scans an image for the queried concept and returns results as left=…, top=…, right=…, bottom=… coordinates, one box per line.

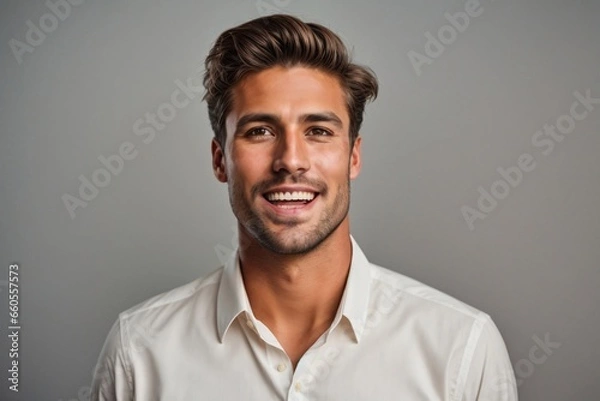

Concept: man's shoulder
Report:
left=369, top=263, right=489, bottom=324
left=365, top=263, right=516, bottom=399
left=117, top=266, right=224, bottom=326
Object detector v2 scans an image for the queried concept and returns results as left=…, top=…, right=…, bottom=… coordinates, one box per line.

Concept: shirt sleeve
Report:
left=90, top=317, right=135, bottom=401
left=459, top=315, right=519, bottom=401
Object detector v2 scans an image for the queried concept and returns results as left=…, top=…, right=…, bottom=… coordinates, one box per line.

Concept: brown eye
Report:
left=247, top=127, right=272, bottom=137
left=308, top=127, right=332, bottom=136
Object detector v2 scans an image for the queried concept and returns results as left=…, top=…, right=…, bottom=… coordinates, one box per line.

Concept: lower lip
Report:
left=261, top=195, right=319, bottom=217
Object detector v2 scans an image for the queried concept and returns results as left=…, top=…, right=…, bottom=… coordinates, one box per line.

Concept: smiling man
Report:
left=91, top=14, right=518, bottom=401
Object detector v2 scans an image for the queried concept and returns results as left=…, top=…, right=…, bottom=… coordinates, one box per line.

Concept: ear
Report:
left=211, top=138, right=228, bottom=183
left=349, top=135, right=362, bottom=180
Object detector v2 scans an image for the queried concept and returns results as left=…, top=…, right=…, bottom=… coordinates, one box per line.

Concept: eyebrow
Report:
left=235, top=111, right=344, bottom=132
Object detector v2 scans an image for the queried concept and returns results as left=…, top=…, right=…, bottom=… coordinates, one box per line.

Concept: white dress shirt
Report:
left=90, top=236, right=518, bottom=400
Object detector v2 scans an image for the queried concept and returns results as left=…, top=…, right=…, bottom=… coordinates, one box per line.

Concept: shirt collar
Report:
left=216, top=235, right=371, bottom=344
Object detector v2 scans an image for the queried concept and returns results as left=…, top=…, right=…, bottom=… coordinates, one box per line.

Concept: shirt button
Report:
left=294, top=382, right=302, bottom=392
left=246, top=320, right=254, bottom=329
left=276, top=363, right=287, bottom=372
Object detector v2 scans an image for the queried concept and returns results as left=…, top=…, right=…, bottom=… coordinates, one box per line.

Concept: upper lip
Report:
left=263, top=186, right=320, bottom=195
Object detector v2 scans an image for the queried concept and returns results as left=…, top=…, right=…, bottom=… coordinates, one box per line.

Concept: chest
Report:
left=129, top=323, right=455, bottom=401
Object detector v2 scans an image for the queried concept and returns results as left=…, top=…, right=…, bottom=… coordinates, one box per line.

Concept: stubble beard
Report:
left=228, top=175, right=351, bottom=255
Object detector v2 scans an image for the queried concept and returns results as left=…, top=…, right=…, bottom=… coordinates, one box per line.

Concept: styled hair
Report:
left=202, top=14, right=378, bottom=148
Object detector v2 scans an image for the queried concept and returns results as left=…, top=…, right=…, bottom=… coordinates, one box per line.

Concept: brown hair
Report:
left=202, top=14, right=378, bottom=148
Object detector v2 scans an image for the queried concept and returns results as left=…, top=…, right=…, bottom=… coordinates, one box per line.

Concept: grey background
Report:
left=1, top=0, right=599, bottom=399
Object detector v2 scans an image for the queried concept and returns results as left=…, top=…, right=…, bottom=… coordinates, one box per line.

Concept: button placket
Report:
left=286, top=353, right=312, bottom=400
left=265, top=342, right=293, bottom=400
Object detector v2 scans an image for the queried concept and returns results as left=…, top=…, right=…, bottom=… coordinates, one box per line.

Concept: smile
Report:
left=266, top=191, right=316, bottom=202
left=262, top=190, right=319, bottom=211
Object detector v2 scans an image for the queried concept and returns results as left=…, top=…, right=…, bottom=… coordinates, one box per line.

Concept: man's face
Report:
left=212, top=66, right=362, bottom=254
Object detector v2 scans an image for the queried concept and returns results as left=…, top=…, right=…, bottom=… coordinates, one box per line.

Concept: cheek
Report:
left=229, top=151, right=269, bottom=186
left=317, top=152, right=351, bottom=176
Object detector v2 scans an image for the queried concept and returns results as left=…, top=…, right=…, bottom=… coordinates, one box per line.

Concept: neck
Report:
left=238, top=220, right=353, bottom=334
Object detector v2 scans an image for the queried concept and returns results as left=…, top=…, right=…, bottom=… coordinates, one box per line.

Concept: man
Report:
left=91, top=14, right=518, bottom=400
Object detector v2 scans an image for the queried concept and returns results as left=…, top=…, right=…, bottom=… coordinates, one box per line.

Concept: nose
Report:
left=272, top=129, right=310, bottom=175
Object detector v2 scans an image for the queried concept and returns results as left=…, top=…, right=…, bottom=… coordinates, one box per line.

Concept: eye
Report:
left=308, top=127, right=332, bottom=136
left=246, top=127, right=273, bottom=137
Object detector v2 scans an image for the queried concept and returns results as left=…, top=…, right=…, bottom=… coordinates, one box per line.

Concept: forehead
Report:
left=228, top=66, right=349, bottom=123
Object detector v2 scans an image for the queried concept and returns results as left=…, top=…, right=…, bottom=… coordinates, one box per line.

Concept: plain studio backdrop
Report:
left=1, top=0, right=599, bottom=399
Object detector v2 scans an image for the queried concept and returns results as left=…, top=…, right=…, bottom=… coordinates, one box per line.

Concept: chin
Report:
left=261, top=239, right=321, bottom=255
left=252, top=220, right=343, bottom=255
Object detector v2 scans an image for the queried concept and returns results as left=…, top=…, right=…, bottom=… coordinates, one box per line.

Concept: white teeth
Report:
left=266, top=191, right=316, bottom=202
